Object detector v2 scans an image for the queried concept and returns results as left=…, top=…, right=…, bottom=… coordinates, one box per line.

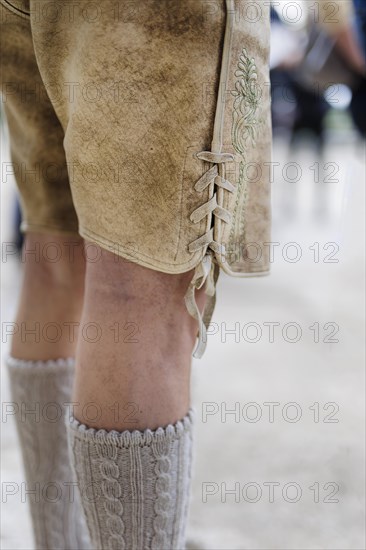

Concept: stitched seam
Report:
left=80, top=225, right=205, bottom=271
left=0, top=0, right=30, bottom=18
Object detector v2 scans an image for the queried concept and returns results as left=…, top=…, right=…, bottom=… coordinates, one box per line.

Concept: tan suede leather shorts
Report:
left=1, top=0, right=272, bottom=356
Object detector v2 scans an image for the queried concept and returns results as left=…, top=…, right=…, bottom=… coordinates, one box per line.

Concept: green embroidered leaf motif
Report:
left=229, top=48, right=261, bottom=253
left=231, top=49, right=260, bottom=156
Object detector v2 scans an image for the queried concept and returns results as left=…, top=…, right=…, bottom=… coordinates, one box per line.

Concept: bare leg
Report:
left=11, top=232, right=86, bottom=360
left=7, top=232, right=90, bottom=550
left=69, top=243, right=206, bottom=549
left=73, top=243, right=206, bottom=431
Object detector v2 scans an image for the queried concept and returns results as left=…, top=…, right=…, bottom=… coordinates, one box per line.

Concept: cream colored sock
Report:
left=67, top=409, right=195, bottom=550
left=6, top=356, right=91, bottom=550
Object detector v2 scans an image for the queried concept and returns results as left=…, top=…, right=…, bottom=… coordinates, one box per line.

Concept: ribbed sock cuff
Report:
left=68, top=407, right=195, bottom=445
left=5, top=355, right=75, bottom=374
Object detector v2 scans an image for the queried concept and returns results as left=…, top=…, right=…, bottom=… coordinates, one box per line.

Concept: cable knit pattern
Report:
left=151, top=433, right=172, bottom=549
left=96, top=434, right=126, bottom=550
left=5, top=355, right=91, bottom=550
left=67, top=410, right=195, bottom=550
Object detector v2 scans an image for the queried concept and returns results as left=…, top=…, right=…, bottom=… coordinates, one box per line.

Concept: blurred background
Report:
left=1, top=1, right=365, bottom=549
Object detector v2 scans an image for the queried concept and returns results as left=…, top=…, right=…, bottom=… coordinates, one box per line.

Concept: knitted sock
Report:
left=67, top=409, right=195, bottom=550
left=6, top=356, right=91, bottom=550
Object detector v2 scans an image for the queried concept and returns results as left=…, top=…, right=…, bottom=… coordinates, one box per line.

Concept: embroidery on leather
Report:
left=229, top=48, right=260, bottom=246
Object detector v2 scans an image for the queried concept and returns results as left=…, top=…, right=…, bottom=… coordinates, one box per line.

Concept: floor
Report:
left=1, top=126, right=365, bottom=549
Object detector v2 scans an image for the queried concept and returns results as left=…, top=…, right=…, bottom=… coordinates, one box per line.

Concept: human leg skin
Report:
left=67, top=244, right=206, bottom=550
left=6, top=232, right=90, bottom=550
left=73, top=243, right=206, bottom=431
left=10, top=232, right=86, bottom=360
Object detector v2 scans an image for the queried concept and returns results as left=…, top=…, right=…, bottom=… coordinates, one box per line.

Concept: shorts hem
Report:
left=79, top=226, right=206, bottom=275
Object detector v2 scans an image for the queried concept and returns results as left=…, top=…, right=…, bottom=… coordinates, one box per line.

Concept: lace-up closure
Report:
left=188, top=151, right=235, bottom=258
left=185, top=150, right=236, bottom=359
left=184, top=0, right=244, bottom=358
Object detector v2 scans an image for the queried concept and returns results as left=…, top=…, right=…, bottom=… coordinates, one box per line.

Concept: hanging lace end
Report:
left=184, top=254, right=217, bottom=359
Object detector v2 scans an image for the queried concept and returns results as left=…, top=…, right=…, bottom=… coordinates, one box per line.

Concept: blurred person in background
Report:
left=351, top=0, right=366, bottom=135
left=271, top=0, right=366, bottom=142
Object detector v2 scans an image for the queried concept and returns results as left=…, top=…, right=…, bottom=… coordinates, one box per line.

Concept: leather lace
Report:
left=185, top=151, right=235, bottom=359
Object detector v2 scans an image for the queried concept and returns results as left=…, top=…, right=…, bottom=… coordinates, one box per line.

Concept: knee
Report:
left=85, top=244, right=203, bottom=310
left=83, top=244, right=206, bottom=347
